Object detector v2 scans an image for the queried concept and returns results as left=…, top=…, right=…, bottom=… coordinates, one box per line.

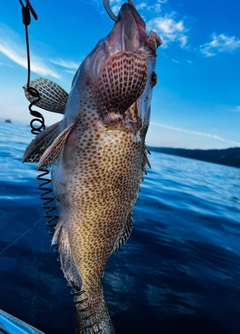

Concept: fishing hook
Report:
left=103, top=0, right=135, bottom=22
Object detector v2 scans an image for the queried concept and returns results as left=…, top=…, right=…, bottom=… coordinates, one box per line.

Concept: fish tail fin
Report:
left=74, top=284, right=115, bottom=334
left=53, top=223, right=115, bottom=333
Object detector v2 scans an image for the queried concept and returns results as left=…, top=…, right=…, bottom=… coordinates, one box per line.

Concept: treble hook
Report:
left=103, top=0, right=135, bottom=22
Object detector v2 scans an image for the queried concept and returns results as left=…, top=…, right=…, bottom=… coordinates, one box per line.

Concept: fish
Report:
left=23, top=1, right=161, bottom=333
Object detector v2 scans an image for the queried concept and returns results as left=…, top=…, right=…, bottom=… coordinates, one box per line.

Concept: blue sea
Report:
left=0, top=121, right=240, bottom=334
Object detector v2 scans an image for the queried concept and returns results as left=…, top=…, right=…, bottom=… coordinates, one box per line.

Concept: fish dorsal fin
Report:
left=38, top=122, right=74, bottom=169
left=23, top=78, right=69, bottom=114
left=94, top=51, right=148, bottom=115
left=23, top=121, right=62, bottom=163
left=112, top=212, right=133, bottom=254
left=143, top=145, right=151, bottom=174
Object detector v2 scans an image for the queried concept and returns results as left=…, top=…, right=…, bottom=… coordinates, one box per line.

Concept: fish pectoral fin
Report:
left=23, top=78, right=69, bottom=114
left=95, top=50, right=148, bottom=115
left=23, top=121, right=62, bottom=163
left=38, top=122, right=74, bottom=169
left=112, top=212, right=133, bottom=254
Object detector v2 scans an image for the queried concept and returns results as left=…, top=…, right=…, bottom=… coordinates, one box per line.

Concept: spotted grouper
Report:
left=23, top=1, right=161, bottom=332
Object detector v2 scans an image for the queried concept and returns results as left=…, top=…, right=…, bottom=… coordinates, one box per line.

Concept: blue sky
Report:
left=0, top=0, right=239, bottom=149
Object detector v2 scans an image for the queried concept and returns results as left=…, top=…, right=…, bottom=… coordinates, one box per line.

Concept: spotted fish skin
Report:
left=24, top=3, right=161, bottom=333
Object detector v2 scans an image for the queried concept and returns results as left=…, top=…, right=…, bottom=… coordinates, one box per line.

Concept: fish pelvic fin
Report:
left=23, top=121, right=62, bottom=163
left=23, top=78, right=69, bottom=114
left=52, top=221, right=82, bottom=291
left=37, top=122, right=74, bottom=169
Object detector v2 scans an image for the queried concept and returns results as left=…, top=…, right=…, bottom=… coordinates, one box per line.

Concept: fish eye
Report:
left=150, top=71, right=157, bottom=88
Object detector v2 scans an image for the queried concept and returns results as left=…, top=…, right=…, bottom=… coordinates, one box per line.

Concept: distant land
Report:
left=149, top=147, right=240, bottom=169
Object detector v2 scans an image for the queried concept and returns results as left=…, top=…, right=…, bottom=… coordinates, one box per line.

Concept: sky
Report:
left=0, top=0, right=240, bottom=149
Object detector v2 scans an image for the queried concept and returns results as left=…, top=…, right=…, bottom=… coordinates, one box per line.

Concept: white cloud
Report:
left=0, top=61, right=13, bottom=68
left=171, top=58, right=181, bottom=64
left=0, top=44, right=60, bottom=79
left=0, top=24, right=60, bottom=79
left=136, top=0, right=167, bottom=13
left=200, top=33, right=240, bottom=57
left=108, top=0, right=122, bottom=15
left=147, top=14, right=188, bottom=48
left=151, top=123, right=240, bottom=146
left=136, top=3, right=147, bottom=10
left=64, top=69, right=77, bottom=75
left=50, top=59, right=79, bottom=70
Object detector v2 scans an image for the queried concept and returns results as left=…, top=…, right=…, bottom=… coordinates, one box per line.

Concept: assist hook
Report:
left=103, top=0, right=135, bottom=22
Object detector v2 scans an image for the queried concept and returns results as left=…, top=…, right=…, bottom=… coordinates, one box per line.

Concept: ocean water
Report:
left=0, top=121, right=240, bottom=334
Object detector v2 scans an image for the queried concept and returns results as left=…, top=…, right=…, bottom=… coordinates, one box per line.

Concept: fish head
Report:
left=68, top=3, right=161, bottom=133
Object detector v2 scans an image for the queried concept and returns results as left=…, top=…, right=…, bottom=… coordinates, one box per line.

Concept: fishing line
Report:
left=0, top=218, right=43, bottom=254
left=19, top=0, right=58, bottom=237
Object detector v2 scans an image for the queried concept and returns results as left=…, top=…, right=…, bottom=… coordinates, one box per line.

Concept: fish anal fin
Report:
left=23, top=121, right=61, bottom=163
left=95, top=51, right=148, bottom=116
left=112, top=212, right=133, bottom=254
left=52, top=221, right=82, bottom=290
left=38, top=122, right=74, bottom=169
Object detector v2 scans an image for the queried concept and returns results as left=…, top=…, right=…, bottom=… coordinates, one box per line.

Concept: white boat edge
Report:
left=0, top=309, right=45, bottom=334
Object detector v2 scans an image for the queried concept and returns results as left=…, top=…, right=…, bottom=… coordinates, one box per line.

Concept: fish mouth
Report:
left=107, top=3, right=148, bottom=55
